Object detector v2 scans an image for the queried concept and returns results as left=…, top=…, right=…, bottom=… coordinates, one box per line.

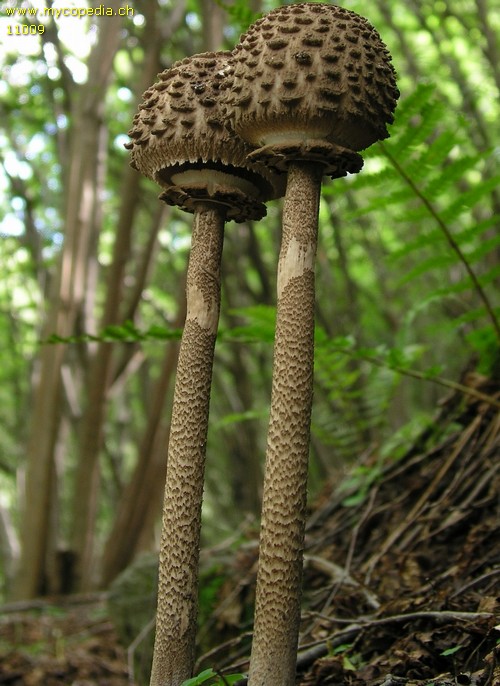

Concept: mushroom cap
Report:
left=126, top=52, right=285, bottom=220
left=226, top=3, right=400, bottom=152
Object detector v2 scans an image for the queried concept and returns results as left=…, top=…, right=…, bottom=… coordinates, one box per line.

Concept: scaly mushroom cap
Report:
left=227, top=3, right=399, bottom=153
left=126, top=52, right=284, bottom=221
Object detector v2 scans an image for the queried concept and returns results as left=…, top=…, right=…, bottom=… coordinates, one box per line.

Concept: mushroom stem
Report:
left=150, top=203, right=225, bottom=686
left=249, top=162, right=322, bottom=686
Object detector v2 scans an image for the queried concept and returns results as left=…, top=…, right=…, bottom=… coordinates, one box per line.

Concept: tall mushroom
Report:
left=225, top=4, right=399, bottom=684
left=126, top=52, right=283, bottom=686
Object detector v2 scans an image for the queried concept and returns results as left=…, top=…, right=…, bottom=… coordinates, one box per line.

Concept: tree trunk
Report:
left=68, top=0, right=170, bottom=591
left=100, top=278, right=186, bottom=587
left=12, top=6, right=124, bottom=600
left=69, top=167, right=148, bottom=591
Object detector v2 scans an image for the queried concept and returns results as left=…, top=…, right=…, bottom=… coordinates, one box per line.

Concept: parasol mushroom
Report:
left=225, top=4, right=399, bottom=684
left=126, top=51, right=283, bottom=686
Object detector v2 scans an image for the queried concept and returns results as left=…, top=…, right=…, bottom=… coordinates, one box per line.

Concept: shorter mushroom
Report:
left=127, top=52, right=283, bottom=686
left=128, top=52, right=283, bottom=222
left=225, top=5, right=399, bottom=684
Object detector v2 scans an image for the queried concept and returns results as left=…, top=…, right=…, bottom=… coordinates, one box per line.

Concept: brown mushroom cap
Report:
left=227, top=3, right=399, bottom=153
left=126, top=52, right=284, bottom=221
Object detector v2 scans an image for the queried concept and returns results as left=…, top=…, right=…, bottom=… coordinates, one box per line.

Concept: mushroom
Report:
left=225, top=4, right=399, bottom=684
left=126, top=52, right=283, bottom=686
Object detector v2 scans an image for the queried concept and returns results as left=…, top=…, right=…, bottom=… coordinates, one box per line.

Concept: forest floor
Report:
left=1, top=372, right=499, bottom=686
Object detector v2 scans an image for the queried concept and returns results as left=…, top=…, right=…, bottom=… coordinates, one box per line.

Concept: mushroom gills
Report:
left=169, top=167, right=263, bottom=199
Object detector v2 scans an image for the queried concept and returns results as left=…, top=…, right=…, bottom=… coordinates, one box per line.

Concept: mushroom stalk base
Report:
left=249, top=163, right=322, bottom=686
left=150, top=203, right=225, bottom=686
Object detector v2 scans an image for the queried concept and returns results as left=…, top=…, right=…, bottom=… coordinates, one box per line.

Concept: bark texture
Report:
left=149, top=204, right=225, bottom=686
left=249, top=163, right=322, bottom=686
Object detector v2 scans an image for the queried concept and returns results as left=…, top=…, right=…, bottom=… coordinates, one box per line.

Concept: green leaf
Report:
left=332, top=643, right=353, bottom=655
left=342, top=655, right=357, bottom=671
left=181, top=670, right=246, bottom=686
left=181, top=669, right=217, bottom=686
left=440, top=645, right=463, bottom=657
left=223, top=675, right=246, bottom=685
left=212, top=0, right=260, bottom=31
left=466, top=326, right=500, bottom=375
left=215, top=408, right=267, bottom=428
left=145, top=324, right=183, bottom=340
left=221, top=305, right=276, bottom=344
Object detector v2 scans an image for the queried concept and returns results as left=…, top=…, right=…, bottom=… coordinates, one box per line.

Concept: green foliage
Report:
left=338, top=84, right=500, bottom=337
left=440, top=645, right=463, bottom=657
left=212, top=0, right=261, bottom=34
left=44, top=320, right=182, bottom=344
left=466, top=327, right=500, bottom=376
left=181, top=669, right=246, bottom=686
left=222, top=305, right=276, bottom=344
left=198, top=564, right=227, bottom=634
left=339, top=463, right=385, bottom=508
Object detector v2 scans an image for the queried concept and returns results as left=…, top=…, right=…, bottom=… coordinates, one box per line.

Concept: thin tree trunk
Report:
left=150, top=204, right=225, bottom=686
left=12, top=4, right=124, bottom=601
left=100, top=277, right=186, bottom=587
left=69, top=168, right=140, bottom=591
left=62, top=21, right=123, bottom=585
left=0, top=502, right=19, bottom=594
left=201, top=0, right=226, bottom=51
left=249, top=163, right=321, bottom=686
left=68, top=3, right=168, bottom=591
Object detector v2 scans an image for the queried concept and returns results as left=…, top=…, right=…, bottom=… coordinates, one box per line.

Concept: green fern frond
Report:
left=212, top=0, right=261, bottom=31
left=454, top=305, right=500, bottom=326
left=390, top=214, right=499, bottom=262
left=390, top=103, right=448, bottom=158
left=350, top=186, right=414, bottom=216
left=436, top=264, right=500, bottom=296
left=440, top=174, right=500, bottom=223
left=398, top=254, right=457, bottom=284
left=387, top=84, right=442, bottom=153
left=465, top=234, right=500, bottom=263
left=379, top=138, right=500, bottom=338
left=423, top=152, right=489, bottom=200
left=417, top=130, right=459, bottom=169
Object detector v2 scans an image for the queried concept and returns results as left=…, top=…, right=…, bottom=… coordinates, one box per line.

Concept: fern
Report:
left=212, top=0, right=261, bottom=33
left=439, top=175, right=500, bottom=224
left=332, top=83, right=500, bottom=338
left=380, top=139, right=500, bottom=337
left=390, top=214, right=498, bottom=261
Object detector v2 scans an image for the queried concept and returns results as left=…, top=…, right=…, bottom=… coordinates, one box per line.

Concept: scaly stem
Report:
left=249, top=162, right=322, bottom=686
left=150, top=203, right=225, bottom=686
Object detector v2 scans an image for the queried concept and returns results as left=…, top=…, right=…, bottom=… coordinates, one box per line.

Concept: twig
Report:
left=296, top=624, right=366, bottom=668
left=127, top=616, right=156, bottom=685
left=194, top=632, right=253, bottom=675
left=450, top=567, right=500, bottom=599
left=296, top=610, right=494, bottom=671
left=327, top=342, right=500, bottom=409
left=197, top=565, right=256, bottom=646
left=364, top=415, right=482, bottom=582
left=0, top=592, right=108, bottom=615
left=351, top=609, right=494, bottom=625
left=344, top=486, right=378, bottom=578
left=305, top=554, right=380, bottom=610
left=218, top=607, right=494, bottom=680
left=361, top=354, right=500, bottom=409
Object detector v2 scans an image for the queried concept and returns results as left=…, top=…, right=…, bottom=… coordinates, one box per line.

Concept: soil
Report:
left=1, top=372, right=498, bottom=685
left=0, top=596, right=129, bottom=685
